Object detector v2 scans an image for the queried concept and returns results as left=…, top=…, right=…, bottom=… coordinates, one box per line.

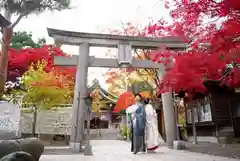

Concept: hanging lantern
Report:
left=84, top=94, right=93, bottom=106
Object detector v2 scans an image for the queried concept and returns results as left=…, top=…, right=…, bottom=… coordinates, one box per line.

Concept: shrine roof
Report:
left=88, top=79, right=118, bottom=103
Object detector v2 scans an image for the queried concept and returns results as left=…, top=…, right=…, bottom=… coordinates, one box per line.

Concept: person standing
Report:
left=126, top=94, right=146, bottom=154
left=144, top=98, right=165, bottom=153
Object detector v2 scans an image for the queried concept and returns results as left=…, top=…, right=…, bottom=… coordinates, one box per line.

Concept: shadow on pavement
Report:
left=185, top=142, right=240, bottom=159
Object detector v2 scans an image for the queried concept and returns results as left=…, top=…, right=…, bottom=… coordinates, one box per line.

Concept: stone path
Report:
left=41, top=140, right=239, bottom=161
left=185, top=142, right=240, bottom=159
left=88, top=128, right=119, bottom=140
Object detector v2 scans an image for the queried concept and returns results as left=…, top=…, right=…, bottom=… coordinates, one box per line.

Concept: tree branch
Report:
left=12, top=13, right=27, bottom=28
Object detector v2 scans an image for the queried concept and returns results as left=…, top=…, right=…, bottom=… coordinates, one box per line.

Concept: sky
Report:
left=9, top=0, right=171, bottom=89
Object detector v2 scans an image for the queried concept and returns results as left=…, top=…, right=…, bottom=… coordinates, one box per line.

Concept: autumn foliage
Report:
left=108, top=0, right=240, bottom=99
left=22, top=61, right=74, bottom=107
left=114, top=91, right=153, bottom=112
left=6, top=45, right=76, bottom=106
left=149, top=0, right=240, bottom=96
left=4, top=45, right=76, bottom=107
left=8, top=0, right=240, bottom=104
left=8, top=45, right=76, bottom=82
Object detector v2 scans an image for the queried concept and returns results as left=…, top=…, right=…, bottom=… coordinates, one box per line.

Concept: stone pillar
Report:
left=158, top=65, right=177, bottom=148
left=70, top=43, right=89, bottom=152
left=161, top=92, right=177, bottom=147
left=191, top=107, right=197, bottom=144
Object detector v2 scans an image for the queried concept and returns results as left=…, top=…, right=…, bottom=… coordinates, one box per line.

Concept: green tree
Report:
left=11, top=31, right=46, bottom=49
left=0, top=0, right=72, bottom=27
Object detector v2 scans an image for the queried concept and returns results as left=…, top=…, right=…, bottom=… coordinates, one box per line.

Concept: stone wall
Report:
left=36, top=108, right=72, bottom=135
left=20, top=107, right=112, bottom=135
left=20, top=112, right=33, bottom=134
left=20, top=107, right=72, bottom=135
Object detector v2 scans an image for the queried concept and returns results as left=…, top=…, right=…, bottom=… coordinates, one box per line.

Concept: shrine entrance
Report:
left=48, top=28, right=187, bottom=153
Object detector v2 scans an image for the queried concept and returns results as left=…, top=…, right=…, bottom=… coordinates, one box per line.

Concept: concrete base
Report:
left=84, top=144, right=93, bottom=156
left=173, top=140, right=186, bottom=150
left=69, top=142, right=83, bottom=153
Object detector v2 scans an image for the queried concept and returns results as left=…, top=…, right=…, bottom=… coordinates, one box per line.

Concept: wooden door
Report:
left=156, top=109, right=166, bottom=141
left=232, top=104, right=240, bottom=137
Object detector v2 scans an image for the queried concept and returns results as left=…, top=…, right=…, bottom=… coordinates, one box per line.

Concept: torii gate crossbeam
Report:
left=54, top=55, right=161, bottom=68
left=48, top=28, right=188, bottom=152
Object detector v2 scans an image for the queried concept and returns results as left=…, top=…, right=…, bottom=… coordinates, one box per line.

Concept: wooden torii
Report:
left=47, top=28, right=188, bottom=152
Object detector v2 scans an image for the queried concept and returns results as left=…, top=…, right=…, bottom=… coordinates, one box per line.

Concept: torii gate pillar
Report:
left=47, top=28, right=188, bottom=152
left=70, top=43, right=89, bottom=152
left=158, top=70, right=176, bottom=148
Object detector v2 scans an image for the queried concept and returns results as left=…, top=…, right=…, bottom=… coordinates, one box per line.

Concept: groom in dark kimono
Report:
left=130, top=94, right=146, bottom=154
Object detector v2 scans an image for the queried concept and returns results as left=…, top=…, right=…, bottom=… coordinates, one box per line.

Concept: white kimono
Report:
left=145, top=104, right=165, bottom=149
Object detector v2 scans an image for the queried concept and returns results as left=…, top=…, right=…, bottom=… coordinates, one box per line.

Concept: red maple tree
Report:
left=107, top=0, right=240, bottom=99
left=7, top=45, right=76, bottom=82
left=145, top=0, right=240, bottom=98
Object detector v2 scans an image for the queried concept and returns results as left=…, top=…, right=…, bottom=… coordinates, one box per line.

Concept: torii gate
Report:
left=47, top=28, right=188, bottom=152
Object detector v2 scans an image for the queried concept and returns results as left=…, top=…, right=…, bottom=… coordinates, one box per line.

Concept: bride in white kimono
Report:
left=144, top=99, right=165, bottom=152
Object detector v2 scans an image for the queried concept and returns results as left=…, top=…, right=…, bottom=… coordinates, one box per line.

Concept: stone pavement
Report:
left=41, top=140, right=239, bottom=161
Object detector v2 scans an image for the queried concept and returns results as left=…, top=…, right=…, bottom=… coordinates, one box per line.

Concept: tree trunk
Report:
left=32, top=106, right=38, bottom=137
left=0, top=9, right=25, bottom=94
left=3, top=9, right=11, bottom=82
left=0, top=9, right=11, bottom=93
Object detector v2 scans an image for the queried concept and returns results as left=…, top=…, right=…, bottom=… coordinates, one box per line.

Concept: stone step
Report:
left=218, top=126, right=234, bottom=133
left=218, top=126, right=235, bottom=137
